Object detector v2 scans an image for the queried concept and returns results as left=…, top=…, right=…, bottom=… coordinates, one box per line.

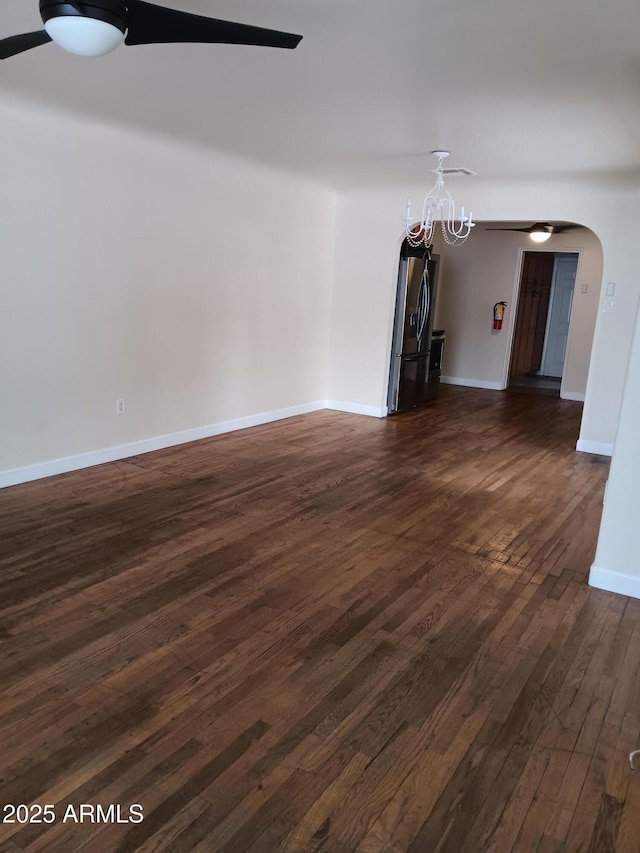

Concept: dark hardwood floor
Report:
left=0, top=385, right=637, bottom=852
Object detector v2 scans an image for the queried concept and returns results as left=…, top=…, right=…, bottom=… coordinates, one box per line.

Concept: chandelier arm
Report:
left=442, top=192, right=456, bottom=230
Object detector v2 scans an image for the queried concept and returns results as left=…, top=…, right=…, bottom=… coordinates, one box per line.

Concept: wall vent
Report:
left=442, top=167, right=477, bottom=176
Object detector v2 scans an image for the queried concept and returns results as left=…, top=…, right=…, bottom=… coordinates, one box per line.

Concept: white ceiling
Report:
left=2, top=0, right=640, bottom=189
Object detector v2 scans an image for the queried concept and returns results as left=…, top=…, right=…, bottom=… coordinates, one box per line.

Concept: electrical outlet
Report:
left=116, top=398, right=126, bottom=416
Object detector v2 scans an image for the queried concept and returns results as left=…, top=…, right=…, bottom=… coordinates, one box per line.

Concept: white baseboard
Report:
left=575, top=439, right=614, bottom=456
left=440, top=376, right=504, bottom=391
left=561, top=391, right=586, bottom=402
left=324, top=400, right=387, bottom=418
left=589, top=565, right=640, bottom=600
left=1, top=399, right=394, bottom=488
left=0, top=401, right=326, bottom=489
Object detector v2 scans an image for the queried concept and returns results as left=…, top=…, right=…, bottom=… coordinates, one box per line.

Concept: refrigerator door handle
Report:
left=424, top=274, right=431, bottom=340
left=417, top=268, right=428, bottom=348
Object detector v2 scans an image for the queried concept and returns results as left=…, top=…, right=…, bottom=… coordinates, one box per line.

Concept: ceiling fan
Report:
left=484, top=222, right=580, bottom=243
left=0, top=1, right=303, bottom=61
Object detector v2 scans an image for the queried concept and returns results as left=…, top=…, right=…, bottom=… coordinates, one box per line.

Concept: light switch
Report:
left=581, top=284, right=588, bottom=294
left=603, top=300, right=614, bottom=313
left=606, top=282, right=616, bottom=296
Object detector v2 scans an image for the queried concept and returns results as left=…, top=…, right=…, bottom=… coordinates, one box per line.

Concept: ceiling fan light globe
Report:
left=44, top=17, right=124, bottom=56
left=530, top=231, right=552, bottom=243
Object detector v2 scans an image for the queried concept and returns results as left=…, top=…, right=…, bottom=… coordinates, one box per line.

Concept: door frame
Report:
left=501, top=246, right=583, bottom=398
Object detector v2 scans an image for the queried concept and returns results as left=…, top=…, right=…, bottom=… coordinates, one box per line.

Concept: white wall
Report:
left=431, top=227, right=603, bottom=399
left=327, top=180, right=640, bottom=451
left=590, top=296, right=640, bottom=597
left=0, top=97, right=336, bottom=479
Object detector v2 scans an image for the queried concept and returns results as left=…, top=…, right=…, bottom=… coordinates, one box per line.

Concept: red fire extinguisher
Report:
left=493, top=301, right=507, bottom=330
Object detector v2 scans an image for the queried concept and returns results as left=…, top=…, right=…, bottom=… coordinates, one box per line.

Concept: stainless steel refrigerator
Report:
left=387, top=245, right=439, bottom=413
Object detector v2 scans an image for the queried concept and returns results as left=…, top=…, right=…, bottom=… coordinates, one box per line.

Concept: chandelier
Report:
left=404, top=151, right=475, bottom=248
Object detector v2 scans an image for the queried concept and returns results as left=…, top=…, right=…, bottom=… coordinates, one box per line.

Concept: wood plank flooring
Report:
left=0, top=385, right=636, bottom=852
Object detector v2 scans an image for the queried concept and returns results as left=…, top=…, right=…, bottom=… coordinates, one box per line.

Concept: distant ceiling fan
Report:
left=484, top=222, right=580, bottom=243
left=0, top=1, right=302, bottom=60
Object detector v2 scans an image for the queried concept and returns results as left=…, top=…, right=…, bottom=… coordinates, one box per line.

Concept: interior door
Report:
left=541, top=255, right=578, bottom=378
left=510, top=252, right=555, bottom=378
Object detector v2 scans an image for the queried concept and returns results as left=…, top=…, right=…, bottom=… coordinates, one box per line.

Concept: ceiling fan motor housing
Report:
left=40, top=0, right=128, bottom=33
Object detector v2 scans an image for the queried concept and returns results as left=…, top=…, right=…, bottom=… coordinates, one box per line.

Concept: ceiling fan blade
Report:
left=125, top=0, right=303, bottom=49
left=0, top=30, right=52, bottom=60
